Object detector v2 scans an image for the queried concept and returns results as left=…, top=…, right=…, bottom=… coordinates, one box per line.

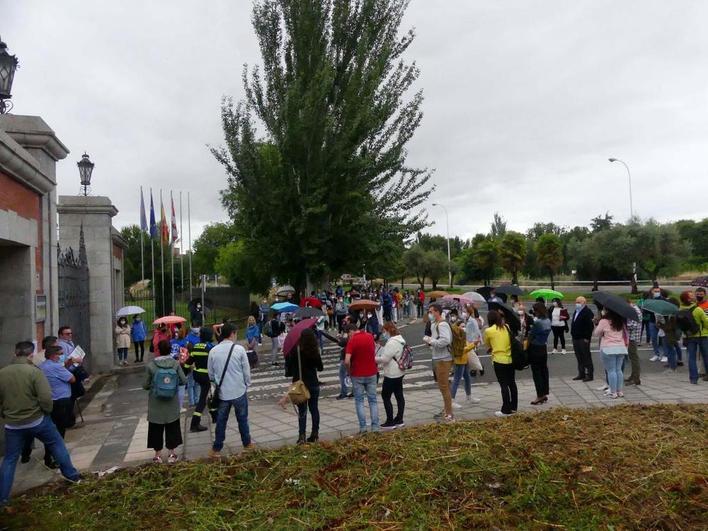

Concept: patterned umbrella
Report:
left=690, top=276, right=708, bottom=288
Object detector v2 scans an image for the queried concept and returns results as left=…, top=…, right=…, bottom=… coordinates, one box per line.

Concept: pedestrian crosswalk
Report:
left=247, top=342, right=441, bottom=401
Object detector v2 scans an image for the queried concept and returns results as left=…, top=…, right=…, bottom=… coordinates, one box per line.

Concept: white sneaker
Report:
left=466, top=395, right=481, bottom=403
left=561, top=349, right=567, bottom=355
left=451, top=401, right=463, bottom=409
left=603, top=389, right=613, bottom=396
left=551, top=349, right=558, bottom=354
left=659, top=356, right=668, bottom=363
left=494, top=411, right=511, bottom=418
left=596, top=384, right=609, bottom=391
left=649, top=355, right=659, bottom=362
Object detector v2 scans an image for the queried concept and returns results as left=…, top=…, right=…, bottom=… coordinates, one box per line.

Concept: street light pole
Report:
left=608, top=157, right=637, bottom=292
left=432, top=202, right=452, bottom=288
left=608, top=158, right=634, bottom=219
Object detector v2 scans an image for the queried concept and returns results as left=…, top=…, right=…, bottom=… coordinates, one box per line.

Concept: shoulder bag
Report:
left=208, top=344, right=235, bottom=420
left=287, top=347, right=310, bottom=405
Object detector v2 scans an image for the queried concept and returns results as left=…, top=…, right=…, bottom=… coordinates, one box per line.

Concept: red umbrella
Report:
left=282, top=318, right=318, bottom=357
left=300, top=296, right=323, bottom=309
left=153, top=315, right=186, bottom=325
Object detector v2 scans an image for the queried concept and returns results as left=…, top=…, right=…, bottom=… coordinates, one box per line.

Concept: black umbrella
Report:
left=188, top=298, right=214, bottom=312
left=294, top=307, right=324, bottom=319
left=495, top=284, right=524, bottom=296
left=592, top=292, right=640, bottom=322
left=488, top=301, right=521, bottom=328
left=476, top=286, right=493, bottom=301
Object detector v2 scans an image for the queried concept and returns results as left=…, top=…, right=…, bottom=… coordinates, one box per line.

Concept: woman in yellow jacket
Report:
left=483, top=310, right=517, bottom=417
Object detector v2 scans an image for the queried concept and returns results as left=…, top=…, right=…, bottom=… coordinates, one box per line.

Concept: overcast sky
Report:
left=3, top=0, right=706, bottom=249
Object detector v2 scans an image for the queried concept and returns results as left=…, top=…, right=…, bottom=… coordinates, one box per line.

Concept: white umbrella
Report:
left=276, top=285, right=296, bottom=296
left=116, top=305, right=146, bottom=317
left=461, top=292, right=487, bottom=304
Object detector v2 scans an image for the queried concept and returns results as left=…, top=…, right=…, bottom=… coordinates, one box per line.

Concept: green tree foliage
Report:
left=590, top=212, right=614, bottom=232
left=633, top=221, right=691, bottom=281
left=472, top=239, right=498, bottom=286
left=213, top=0, right=432, bottom=295
left=674, top=218, right=708, bottom=267
left=191, top=222, right=238, bottom=279
left=415, top=233, right=466, bottom=260
left=215, top=241, right=271, bottom=294
left=426, top=250, right=449, bottom=289
left=403, top=244, right=429, bottom=289
left=490, top=212, right=507, bottom=239
left=498, top=231, right=527, bottom=285
left=536, top=233, right=563, bottom=289
left=119, top=225, right=150, bottom=287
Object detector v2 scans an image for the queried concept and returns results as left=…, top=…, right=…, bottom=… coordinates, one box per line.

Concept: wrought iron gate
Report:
left=58, top=227, right=91, bottom=369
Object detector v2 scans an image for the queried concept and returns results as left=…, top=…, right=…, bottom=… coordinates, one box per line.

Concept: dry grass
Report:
left=4, top=404, right=707, bottom=530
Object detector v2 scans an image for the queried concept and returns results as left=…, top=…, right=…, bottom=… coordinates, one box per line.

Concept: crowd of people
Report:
left=1, top=283, right=706, bottom=505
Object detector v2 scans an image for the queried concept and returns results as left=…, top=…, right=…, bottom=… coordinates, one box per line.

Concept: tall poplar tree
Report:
left=213, top=0, right=433, bottom=293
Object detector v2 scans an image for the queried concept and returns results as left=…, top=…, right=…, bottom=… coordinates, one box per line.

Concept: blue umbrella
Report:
left=271, top=302, right=299, bottom=313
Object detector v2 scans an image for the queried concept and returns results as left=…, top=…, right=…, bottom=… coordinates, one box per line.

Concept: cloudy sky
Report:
left=3, top=0, right=706, bottom=248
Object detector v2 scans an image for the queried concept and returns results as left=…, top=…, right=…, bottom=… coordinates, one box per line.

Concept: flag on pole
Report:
left=170, top=192, right=178, bottom=243
left=160, top=195, right=169, bottom=245
left=140, top=188, right=148, bottom=233
left=149, top=190, right=157, bottom=239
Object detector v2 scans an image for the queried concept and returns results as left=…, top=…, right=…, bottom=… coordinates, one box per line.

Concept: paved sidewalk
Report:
left=9, top=370, right=707, bottom=497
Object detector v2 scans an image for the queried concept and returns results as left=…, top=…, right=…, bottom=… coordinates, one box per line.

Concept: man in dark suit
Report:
left=570, top=296, right=595, bottom=381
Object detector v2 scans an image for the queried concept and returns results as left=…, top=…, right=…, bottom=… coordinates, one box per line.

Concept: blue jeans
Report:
left=186, top=373, right=200, bottom=406
left=213, top=393, right=251, bottom=451
left=352, top=375, right=379, bottom=431
left=685, top=337, right=708, bottom=384
left=663, top=341, right=681, bottom=370
left=1, top=416, right=80, bottom=504
left=601, top=352, right=624, bottom=394
left=450, top=363, right=471, bottom=399
left=338, top=361, right=351, bottom=396
left=648, top=322, right=660, bottom=355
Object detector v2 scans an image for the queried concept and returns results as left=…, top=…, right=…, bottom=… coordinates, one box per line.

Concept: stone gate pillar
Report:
left=58, top=196, right=119, bottom=373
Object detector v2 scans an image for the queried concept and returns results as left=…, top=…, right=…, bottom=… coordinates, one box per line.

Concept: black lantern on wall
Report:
left=0, top=36, right=19, bottom=114
left=77, top=153, right=94, bottom=196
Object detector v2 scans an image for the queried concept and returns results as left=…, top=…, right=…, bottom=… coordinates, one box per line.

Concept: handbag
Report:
left=507, top=326, right=528, bottom=371
left=208, top=344, right=235, bottom=419
left=287, top=347, right=310, bottom=405
left=467, top=349, right=483, bottom=372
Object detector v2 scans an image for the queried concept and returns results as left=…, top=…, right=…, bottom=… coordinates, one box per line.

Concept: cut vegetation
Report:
left=5, top=405, right=706, bottom=530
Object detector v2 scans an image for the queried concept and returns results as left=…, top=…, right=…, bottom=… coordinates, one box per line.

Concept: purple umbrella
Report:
left=282, top=318, right=318, bottom=358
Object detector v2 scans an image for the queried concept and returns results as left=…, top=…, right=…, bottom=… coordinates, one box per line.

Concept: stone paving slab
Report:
left=8, top=371, right=708, bottom=497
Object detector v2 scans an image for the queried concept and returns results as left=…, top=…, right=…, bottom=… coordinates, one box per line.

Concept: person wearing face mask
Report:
left=678, top=290, right=708, bottom=384
left=570, top=296, right=595, bottom=381
left=422, top=303, right=454, bottom=422
left=549, top=298, right=569, bottom=355
left=375, top=322, right=407, bottom=429
left=115, top=317, right=131, bottom=366
left=335, top=296, right=348, bottom=332
left=131, top=315, right=147, bottom=363
left=695, top=288, right=708, bottom=315
left=364, top=310, right=380, bottom=340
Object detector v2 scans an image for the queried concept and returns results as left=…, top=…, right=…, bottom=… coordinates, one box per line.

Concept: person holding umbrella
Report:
left=570, top=297, right=595, bottom=382
left=549, top=298, right=569, bottom=355
left=285, top=328, right=323, bottom=444
left=115, top=317, right=131, bottom=366
left=528, top=303, right=552, bottom=405
left=592, top=308, right=629, bottom=399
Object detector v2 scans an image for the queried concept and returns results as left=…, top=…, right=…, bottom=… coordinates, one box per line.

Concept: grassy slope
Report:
left=5, top=405, right=707, bottom=530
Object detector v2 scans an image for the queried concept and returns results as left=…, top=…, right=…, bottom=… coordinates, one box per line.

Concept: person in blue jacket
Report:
left=131, top=315, right=147, bottom=363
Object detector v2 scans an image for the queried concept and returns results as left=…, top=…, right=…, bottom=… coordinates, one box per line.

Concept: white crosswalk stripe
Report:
left=247, top=343, right=444, bottom=400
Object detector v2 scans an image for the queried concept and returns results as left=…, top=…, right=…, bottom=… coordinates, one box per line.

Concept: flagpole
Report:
left=150, top=188, right=156, bottom=323
left=160, top=189, right=166, bottom=316
left=179, top=191, right=184, bottom=296
left=170, top=191, right=175, bottom=315
left=140, top=186, right=145, bottom=282
left=188, top=191, right=193, bottom=302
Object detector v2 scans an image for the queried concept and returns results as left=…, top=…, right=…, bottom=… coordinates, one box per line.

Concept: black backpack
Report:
left=676, top=306, right=700, bottom=335
left=507, top=326, right=528, bottom=370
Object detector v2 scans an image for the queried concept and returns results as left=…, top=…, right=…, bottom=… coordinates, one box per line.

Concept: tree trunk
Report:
left=432, top=279, right=438, bottom=290
left=592, top=278, right=599, bottom=291
left=550, top=270, right=555, bottom=290
left=512, top=269, right=518, bottom=285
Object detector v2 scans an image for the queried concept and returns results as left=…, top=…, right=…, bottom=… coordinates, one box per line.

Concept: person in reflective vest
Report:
left=187, top=328, right=214, bottom=432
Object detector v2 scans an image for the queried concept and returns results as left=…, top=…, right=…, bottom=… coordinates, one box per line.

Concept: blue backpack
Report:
left=152, top=365, right=179, bottom=399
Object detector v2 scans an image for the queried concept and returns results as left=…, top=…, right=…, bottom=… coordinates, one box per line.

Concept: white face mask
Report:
left=575, top=303, right=584, bottom=311
left=428, top=312, right=434, bottom=321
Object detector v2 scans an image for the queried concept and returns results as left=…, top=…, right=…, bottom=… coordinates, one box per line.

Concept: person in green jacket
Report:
left=679, top=290, right=708, bottom=385
left=144, top=340, right=186, bottom=464
left=0, top=341, right=81, bottom=504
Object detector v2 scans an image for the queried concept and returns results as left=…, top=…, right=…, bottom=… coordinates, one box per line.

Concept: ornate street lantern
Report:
left=77, top=153, right=95, bottom=196
left=0, top=36, right=19, bottom=114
